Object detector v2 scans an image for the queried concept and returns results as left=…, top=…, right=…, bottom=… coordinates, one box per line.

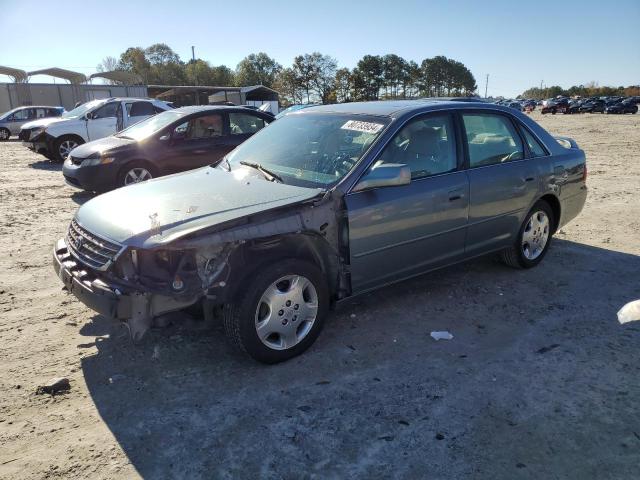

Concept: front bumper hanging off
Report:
left=53, top=238, right=199, bottom=340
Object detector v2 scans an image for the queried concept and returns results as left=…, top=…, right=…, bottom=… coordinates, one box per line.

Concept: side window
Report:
left=92, top=102, right=118, bottom=119
left=229, top=113, right=267, bottom=135
left=128, top=101, right=155, bottom=118
left=178, top=114, right=223, bottom=140
left=462, top=113, right=524, bottom=167
left=375, top=114, right=457, bottom=179
left=153, top=105, right=166, bottom=114
left=12, top=109, right=31, bottom=121
left=36, top=108, right=47, bottom=118
left=521, top=128, right=548, bottom=157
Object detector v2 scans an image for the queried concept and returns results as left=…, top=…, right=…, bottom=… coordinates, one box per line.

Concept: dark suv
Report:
left=53, top=101, right=587, bottom=363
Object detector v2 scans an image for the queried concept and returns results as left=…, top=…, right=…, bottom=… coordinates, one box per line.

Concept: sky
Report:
left=1, top=0, right=639, bottom=98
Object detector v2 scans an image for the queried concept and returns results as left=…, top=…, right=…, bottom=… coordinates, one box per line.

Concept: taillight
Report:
left=582, top=163, right=587, bottom=183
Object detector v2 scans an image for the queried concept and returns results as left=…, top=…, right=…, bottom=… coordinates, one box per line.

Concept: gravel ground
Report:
left=0, top=111, right=639, bottom=479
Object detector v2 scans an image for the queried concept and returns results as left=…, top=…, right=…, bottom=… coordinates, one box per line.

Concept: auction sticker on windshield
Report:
left=341, top=120, right=384, bottom=134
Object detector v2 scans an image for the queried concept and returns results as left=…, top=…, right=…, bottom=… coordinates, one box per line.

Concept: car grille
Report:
left=18, top=129, right=31, bottom=141
left=66, top=219, right=123, bottom=270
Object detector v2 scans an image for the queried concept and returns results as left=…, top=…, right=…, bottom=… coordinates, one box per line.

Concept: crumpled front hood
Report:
left=75, top=167, right=322, bottom=249
left=22, top=117, right=69, bottom=130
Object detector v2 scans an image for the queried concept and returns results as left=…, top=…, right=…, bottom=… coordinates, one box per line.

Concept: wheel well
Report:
left=539, top=194, right=561, bottom=233
left=56, top=134, right=85, bottom=145
left=220, top=233, right=339, bottom=303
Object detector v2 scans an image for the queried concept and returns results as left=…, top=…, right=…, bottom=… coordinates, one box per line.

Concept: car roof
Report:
left=171, top=105, right=270, bottom=114
left=296, top=98, right=509, bottom=118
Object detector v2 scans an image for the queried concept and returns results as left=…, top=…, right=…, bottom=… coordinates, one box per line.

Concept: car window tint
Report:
left=463, top=113, right=524, bottom=167
left=229, top=113, right=267, bottom=135
left=92, top=102, right=118, bottom=119
left=521, top=128, right=547, bottom=157
left=375, top=114, right=457, bottom=179
left=128, top=101, right=155, bottom=117
left=185, top=114, right=223, bottom=139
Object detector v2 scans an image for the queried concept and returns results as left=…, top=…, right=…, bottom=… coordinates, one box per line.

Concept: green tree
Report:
left=235, top=53, right=282, bottom=87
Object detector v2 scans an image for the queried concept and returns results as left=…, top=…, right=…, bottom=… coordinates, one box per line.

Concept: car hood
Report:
left=22, top=117, right=70, bottom=130
left=75, top=167, right=323, bottom=249
left=70, top=135, right=135, bottom=158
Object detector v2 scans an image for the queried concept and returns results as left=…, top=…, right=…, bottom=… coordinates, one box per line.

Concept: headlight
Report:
left=83, top=155, right=116, bottom=166
left=30, top=127, right=46, bottom=140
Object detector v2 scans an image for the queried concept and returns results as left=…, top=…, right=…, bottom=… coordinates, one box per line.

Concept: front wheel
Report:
left=0, top=128, right=10, bottom=141
left=118, top=163, right=156, bottom=187
left=223, top=259, right=329, bottom=363
left=501, top=201, right=554, bottom=269
left=54, top=136, right=83, bottom=162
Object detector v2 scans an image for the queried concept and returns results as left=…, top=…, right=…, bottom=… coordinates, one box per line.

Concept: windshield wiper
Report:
left=240, top=161, right=283, bottom=183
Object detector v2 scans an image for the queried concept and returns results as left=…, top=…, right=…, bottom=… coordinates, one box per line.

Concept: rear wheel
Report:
left=223, top=259, right=329, bottom=363
left=501, top=201, right=554, bottom=269
left=0, top=128, right=10, bottom=141
left=54, top=136, right=83, bottom=162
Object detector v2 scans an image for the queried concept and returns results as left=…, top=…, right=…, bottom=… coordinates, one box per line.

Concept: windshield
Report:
left=116, top=110, right=184, bottom=141
left=224, top=113, right=389, bottom=188
left=61, top=100, right=105, bottom=119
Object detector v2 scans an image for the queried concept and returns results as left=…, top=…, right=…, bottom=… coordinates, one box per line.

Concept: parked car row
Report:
left=495, top=96, right=639, bottom=115
left=49, top=99, right=588, bottom=363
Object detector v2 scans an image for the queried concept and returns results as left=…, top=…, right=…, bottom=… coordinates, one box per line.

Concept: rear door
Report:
left=461, top=111, right=540, bottom=256
left=124, top=101, right=156, bottom=129
left=161, top=112, right=228, bottom=174
left=346, top=112, right=469, bottom=293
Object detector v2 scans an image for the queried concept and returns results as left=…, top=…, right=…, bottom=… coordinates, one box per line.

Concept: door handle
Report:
left=448, top=190, right=463, bottom=201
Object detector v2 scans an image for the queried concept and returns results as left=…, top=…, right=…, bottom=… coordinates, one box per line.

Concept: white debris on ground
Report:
left=430, top=331, right=454, bottom=341
left=617, top=300, right=640, bottom=324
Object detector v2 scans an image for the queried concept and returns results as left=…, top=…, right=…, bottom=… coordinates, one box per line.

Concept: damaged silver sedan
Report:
left=53, top=100, right=587, bottom=363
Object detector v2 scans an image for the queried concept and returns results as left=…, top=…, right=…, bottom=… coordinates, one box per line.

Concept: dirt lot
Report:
left=0, top=111, right=639, bottom=479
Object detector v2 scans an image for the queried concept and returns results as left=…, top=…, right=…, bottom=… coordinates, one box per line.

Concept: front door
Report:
left=461, top=112, right=540, bottom=256
left=162, top=112, right=229, bottom=174
left=86, top=101, right=118, bottom=141
left=346, top=113, right=469, bottom=293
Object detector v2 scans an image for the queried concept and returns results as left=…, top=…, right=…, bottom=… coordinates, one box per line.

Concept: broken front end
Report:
left=53, top=193, right=348, bottom=341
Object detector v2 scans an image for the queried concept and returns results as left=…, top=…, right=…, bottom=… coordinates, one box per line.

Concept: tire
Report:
left=501, top=200, right=554, bottom=269
left=118, top=162, right=157, bottom=187
left=0, top=128, right=10, bottom=141
left=54, top=135, right=84, bottom=162
left=223, top=259, right=329, bottom=363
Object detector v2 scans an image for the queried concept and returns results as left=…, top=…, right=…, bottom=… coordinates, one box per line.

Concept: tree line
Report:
left=98, top=44, right=477, bottom=105
left=519, top=82, right=640, bottom=100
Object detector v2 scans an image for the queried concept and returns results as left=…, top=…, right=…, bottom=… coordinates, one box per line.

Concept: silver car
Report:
left=0, top=106, right=64, bottom=140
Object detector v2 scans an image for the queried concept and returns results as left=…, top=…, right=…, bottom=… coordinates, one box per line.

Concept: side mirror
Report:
left=353, top=163, right=411, bottom=192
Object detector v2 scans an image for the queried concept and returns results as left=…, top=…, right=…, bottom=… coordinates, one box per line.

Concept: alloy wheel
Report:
left=58, top=140, right=78, bottom=160
left=522, top=211, right=550, bottom=260
left=123, top=168, right=152, bottom=185
left=254, top=275, right=319, bottom=350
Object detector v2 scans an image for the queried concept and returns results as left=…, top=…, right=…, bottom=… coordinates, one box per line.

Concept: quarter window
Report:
left=229, top=113, right=267, bottom=135
left=374, top=114, right=457, bottom=179
left=521, top=128, right=547, bottom=157
left=462, top=113, right=524, bottom=167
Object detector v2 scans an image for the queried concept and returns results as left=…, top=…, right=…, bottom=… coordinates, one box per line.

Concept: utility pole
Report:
left=540, top=79, right=543, bottom=90
left=484, top=74, right=489, bottom=98
left=191, top=46, right=198, bottom=104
